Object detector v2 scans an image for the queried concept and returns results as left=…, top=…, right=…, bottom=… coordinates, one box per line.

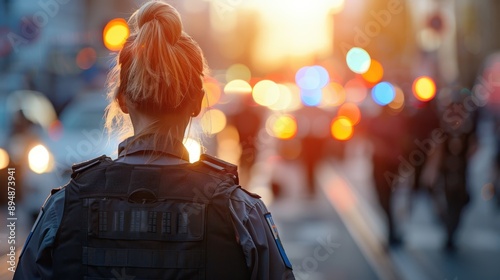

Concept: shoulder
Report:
left=44, top=187, right=66, bottom=209
left=230, top=187, right=261, bottom=205
left=228, top=186, right=266, bottom=223
left=71, top=154, right=113, bottom=179
left=191, top=154, right=240, bottom=184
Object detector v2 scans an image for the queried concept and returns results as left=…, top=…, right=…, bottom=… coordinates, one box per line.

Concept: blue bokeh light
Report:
left=296, top=65, right=330, bottom=90
left=300, top=89, right=323, bottom=106
left=372, top=82, right=396, bottom=106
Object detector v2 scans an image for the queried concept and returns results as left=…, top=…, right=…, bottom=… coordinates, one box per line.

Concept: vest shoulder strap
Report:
left=199, top=154, right=239, bottom=184
left=71, top=155, right=112, bottom=179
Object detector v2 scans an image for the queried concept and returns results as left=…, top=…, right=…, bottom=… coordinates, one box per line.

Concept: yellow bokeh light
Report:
left=183, top=138, right=201, bottom=163
left=226, top=64, right=252, bottom=82
left=201, top=109, right=227, bottom=135
left=224, top=79, right=252, bottom=95
left=331, top=117, right=353, bottom=141
left=28, top=145, right=51, bottom=174
left=103, top=18, right=129, bottom=51
left=362, top=59, right=384, bottom=84
left=271, top=114, right=298, bottom=140
left=252, top=80, right=280, bottom=107
left=0, top=148, right=9, bottom=169
left=413, top=76, right=436, bottom=102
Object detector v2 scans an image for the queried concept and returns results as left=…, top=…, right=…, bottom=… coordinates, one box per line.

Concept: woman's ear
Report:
left=191, top=89, right=204, bottom=117
left=118, top=92, right=129, bottom=114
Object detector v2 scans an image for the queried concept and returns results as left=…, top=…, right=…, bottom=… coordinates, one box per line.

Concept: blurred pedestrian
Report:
left=229, top=94, right=263, bottom=187
left=296, top=106, right=331, bottom=197
left=405, top=101, right=441, bottom=213
left=14, top=2, right=294, bottom=279
left=479, top=52, right=500, bottom=209
left=438, top=95, right=476, bottom=251
left=365, top=106, right=408, bottom=247
left=408, top=102, right=439, bottom=196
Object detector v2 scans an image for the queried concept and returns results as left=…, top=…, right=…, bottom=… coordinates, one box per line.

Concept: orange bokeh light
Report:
left=361, top=59, right=384, bottom=84
left=76, top=47, right=97, bottom=70
left=413, top=76, right=436, bottom=102
left=337, top=102, right=361, bottom=125
left=331, top=117, right=353, bottom=141
left=103, top=18, right=129, bottom=51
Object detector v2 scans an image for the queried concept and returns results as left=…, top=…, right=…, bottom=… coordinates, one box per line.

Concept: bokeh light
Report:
left=103, top=18, right=129, bottom=51
left=8, top=91, right=58, bottom=130
left=183, top=138, right=201, bottom=163
left=216, top=125, right=241, bottom=165
left=226, top=64, right=252, bottom=82
left=337, top=103, right=361, bottom=125
left=252, top=80, right=280, bottom=107
left=224, top=79, right=252, bottom=95
left=413, top=76, right=436, bottom=101
left=282, top=83, right=303, bottom=112
left=269, top=84, right=293, bottom=111
left=28, top=144, right=52, bottom=174
left=346, top=47, right=371, bottom=74
left=345, top=78, right=368, bottom=103
left=76, top=47, right=97, bottom=70
left=331, top=117, right=353, bottom=141
left=321, top=82, right=346, bottom=107
left=271, top=114, right=298, bottom=140
left=362, top=59, right=384, bottom=84
left=0, top=148, right=9, bottom=169
left=201, top=109, right=227, bottom=135
left=372, top=82, right=396, bottom=106
left=301, top=89, right=323, bottom=107
left=388, top=86, right=405, bottom=111
left=202, top=80, right=222, bottom=108
left=295, top=65, right=329, bottom=90
left=418, top=28, right=442, bottom=52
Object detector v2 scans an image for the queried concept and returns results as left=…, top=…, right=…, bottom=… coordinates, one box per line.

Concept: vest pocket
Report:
left=86, top=198, right=206, bottom=242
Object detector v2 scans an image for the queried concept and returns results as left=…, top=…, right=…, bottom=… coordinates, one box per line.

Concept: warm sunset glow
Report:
left=251, top=0, right=338, bottom=71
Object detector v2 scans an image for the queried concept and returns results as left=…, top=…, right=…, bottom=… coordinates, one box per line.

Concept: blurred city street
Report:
left=4, top=135, right=500, bottom=279
left=266, top=133, right=500, bottom=279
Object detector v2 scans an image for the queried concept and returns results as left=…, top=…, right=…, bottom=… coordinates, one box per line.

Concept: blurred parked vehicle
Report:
left=0, top=89, right=56, bottom=204
left=22, top=91, right=119, bottom=218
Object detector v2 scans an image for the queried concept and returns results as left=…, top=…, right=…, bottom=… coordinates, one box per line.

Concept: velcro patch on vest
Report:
left=86, top=198, right=206, bottom=242
left=264, top=213, right=293, bottom=269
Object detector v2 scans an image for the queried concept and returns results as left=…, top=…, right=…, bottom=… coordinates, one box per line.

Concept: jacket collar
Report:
left=117, top=134, right=190, bottom=162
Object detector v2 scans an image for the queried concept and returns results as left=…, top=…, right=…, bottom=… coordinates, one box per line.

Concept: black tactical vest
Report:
left=52, top=155, right=251, bottom=279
